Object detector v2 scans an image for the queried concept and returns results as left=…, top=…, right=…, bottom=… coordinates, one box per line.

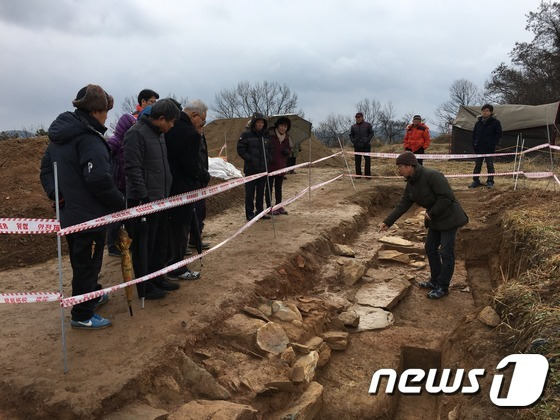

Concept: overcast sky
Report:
left=0, top=0, right=544, bottom=133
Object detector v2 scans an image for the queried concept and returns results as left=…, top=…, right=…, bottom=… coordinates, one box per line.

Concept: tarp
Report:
left=451, top=102, right=560, bottom=154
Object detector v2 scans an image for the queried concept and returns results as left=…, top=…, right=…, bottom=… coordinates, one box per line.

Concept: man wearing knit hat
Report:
left=379, top=151, right=468, bottom=299
left=40, top=84, right=125, bottom=329
left=403, top=115, right=430, bottom=166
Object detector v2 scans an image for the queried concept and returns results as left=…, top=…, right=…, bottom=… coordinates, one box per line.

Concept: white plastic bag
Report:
left=208, top=157, right=243, bottom=180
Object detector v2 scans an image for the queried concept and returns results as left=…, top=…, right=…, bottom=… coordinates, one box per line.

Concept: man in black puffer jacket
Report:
left=469, top=104, right=502, bottom=189
left=237, top=112, right=273, bottom=220
left=380, top=152, right=468, bottom=300
left=124, top=99, right=180, bottom=299
left=40, top=84, right=125, bottom=330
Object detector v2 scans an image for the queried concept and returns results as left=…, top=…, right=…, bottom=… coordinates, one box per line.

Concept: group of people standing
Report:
left=40, top=85, right=210, bottom=329
left=350, top=104, right=502, bottom=189
left=237, top=113, right=294, bottom=221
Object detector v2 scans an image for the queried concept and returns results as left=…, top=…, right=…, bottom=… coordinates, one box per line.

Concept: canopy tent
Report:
left=451, top=102, right=560, bottom=154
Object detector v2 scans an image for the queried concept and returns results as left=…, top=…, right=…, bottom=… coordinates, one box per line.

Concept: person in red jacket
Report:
left=403, top=115, right=430, bottom=165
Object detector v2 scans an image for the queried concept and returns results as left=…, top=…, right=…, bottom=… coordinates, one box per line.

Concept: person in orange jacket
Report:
left=403, top=115, right=430, bottom=165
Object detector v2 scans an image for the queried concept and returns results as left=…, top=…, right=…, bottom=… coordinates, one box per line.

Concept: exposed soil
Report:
left=0, top=135, right=557, bottom=419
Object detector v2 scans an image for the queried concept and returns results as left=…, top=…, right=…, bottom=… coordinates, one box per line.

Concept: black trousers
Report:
left=354, top=151, right=371, bottom=176
left=127, top=206, right=168, bottom=294
left=244, top=177, right=266, bottom=218
left=265, top=175, right=284, bottom=207
left=169, top=203, right=194, bottom=264
left=473, top=156, right=495, bottom=183
left=66, top=229, right=105, bottom=321
left=192, top=199, right=206, bottom=235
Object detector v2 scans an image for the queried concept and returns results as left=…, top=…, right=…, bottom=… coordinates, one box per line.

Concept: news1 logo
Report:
left=369, top=354, right=549, bottom=407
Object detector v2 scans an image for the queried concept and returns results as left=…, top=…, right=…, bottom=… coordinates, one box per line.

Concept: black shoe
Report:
left=246, top=213, right=255, bottom=221
left=486, top=182, right=495, bottom=189
left=428, top=288, right=449, bottom=299
left=153, top=278, right=180, bottom=291
left=189, top=241, right=210, bottom=250
left=418, top=281, right=437, bottom=289
left=260, top=214, right=271, bottom=220
left=468, top=181, right=482, bottom=188
left=144, top=285, right=167, bottom=300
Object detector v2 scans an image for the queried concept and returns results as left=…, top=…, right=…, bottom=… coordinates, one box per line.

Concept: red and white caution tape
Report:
left=549, top=144, right=560, bottom=151
left=62, top=173, right=345, bottom=308
left=0, top=292, right=61, bottom=304
left=554, top=174, right=560, bottom=186
left=0, top=218, right=60, bottom=235
left=345, top=171, right=556, bottom=180
left=268, top=151, right=343, bottom=177
left=352, top=143, right=552, bottom=160
left=58, top=172, right=267, bottom=236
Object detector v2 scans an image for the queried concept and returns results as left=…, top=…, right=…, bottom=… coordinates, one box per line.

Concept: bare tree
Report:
left=378, top=102, right=408, bottom=144
left=355, top=98, right=382, bottom=132
left=313, top=113, right=353, bottom=147
left=435, top=78, right=483, bottom=133
left=212, top=81, right=299, bottom=118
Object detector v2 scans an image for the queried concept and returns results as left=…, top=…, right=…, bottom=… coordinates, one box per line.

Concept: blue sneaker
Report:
left=93, top=293, right=109, bottom=310
left=71, top=313, right=112, bottom=330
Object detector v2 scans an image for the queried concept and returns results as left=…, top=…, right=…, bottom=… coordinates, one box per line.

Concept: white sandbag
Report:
left=208, top=157, right=243, bottom=180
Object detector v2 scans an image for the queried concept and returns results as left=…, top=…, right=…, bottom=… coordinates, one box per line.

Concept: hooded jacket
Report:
left=472, top=115, right=502, bottom=153
left=236, top=113, right=273, bottom=175
left=40, top=110, right=125, bottom=229
left=123, top=115, right=172, bottom=201
left=383, top=165, right=468, bottom=231
left=107, top=113, right=136, bottom=191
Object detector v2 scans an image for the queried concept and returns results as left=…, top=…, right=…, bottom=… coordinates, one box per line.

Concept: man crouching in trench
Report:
left=379, top=151, right=468, bottom=299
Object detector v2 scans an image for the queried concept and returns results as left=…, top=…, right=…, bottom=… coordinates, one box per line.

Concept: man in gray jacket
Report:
left=349, top=112, right=374, bottom=177
left=124, top=99, right=180, bottom=299
left=379, top=151, right=468, bottom=299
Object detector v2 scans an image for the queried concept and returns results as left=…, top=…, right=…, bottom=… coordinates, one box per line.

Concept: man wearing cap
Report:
left=40, top=84, right=125, bottom=329
left=379, top=151, right=468, bottom=299
left=403, top=115, right=431, bottom=165
left=349, top=112, right=374, bottom=177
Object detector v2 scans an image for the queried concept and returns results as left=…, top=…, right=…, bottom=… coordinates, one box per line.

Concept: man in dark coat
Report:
left=165, top=99, right=210, bottom=280
left=379, top=151, right=468, bottom=299
left=237, top=112, right=273, bottom=220
left=124, top=98, right=180, bottom=299
left=469, top=104, right=502, bottom=189
left=40, top=84, right=125, bottom=329
left=349, top=112, right=374, bottom=177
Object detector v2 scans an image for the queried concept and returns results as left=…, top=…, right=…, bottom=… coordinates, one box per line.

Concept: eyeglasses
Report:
left=194, top=113, right=206, bottom=125
left=147, top=98, right=157, bottom=105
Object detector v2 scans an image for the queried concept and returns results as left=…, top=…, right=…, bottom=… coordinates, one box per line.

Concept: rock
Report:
left=378, top=235, right=414, bottom=247
left=448, top=404, right=461, bottom=420
left=169, top=400, right=257, bottom=420
left=333, top=243, right=355, bottom=257
left=355, top=278, right=411, bottom=310
left=340, top=259, right=367, bottom=286
left=256, top=322, right=290, bottom=354
left=290, top=351, right=319, bottom=383
left=377, top=250, right=410, bottom=264
left=478, top=306, right=500, bottom=328
left=257, top=302, right=273, bottom=317
left=320, top=293, right=352, bottom=312
left=295, top=255, right=306, bottom=268
left=276, top=381, right=323, bottom=420
left=202, top=359, right=229, bottom=376
left=316, top=342, right=331, bottom=367
left=409, top=261, right=426, bottom=269
left=337, top=310, right=360, bottom=328
left=291, top=342, right=310, bottom=354
left=104, top=402, right=168, bottom=420
left=350, top=305, right=394, bottom=331
left=365, top=269, right=394, bottom=282
left=321, top=331, right=349, bottom=351
left=242, top=306, right=270, bottom=322
left=181, top=356, right=231, bottom=400
left=271, top=301, right=303, bottom=322
left=218, top=314, right=266, bottom=348
left=263, top=380, right=295, bottom=393
left=280, top=346, right=297, bottom=366
left=304, top=336, right=323, bottom=350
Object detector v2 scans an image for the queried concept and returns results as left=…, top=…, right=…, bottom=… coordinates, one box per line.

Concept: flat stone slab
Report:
left=349, top=305, right=394, bottom=331
left=256, top=322, right=289, bottom=354
left=377, top=249, right=410, bottom=264
left=378, top=235, right=414, bottom=247
left=355, top=278, right=411, bottom=309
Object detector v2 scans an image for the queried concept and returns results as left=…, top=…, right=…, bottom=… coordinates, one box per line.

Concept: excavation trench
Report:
left=0, top=179, right=519, bottom=419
